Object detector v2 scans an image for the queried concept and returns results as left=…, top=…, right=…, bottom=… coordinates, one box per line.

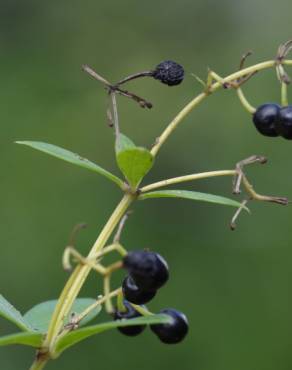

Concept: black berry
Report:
left=150, top=308, right=189, bottom=344
left=152, top=60, right=184, bottom=86
left=114, top=300, right=146, bottom=336
left=123, top=250, right=169, bottom=291
left=252, top=103, right=280, bottom=137
left=275, top=105, right=292, bottom=139
left=122, top=275, right=156, bottom=305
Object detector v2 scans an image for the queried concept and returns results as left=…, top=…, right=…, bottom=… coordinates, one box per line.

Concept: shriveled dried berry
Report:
left=152, top=60, right=184, bottom=86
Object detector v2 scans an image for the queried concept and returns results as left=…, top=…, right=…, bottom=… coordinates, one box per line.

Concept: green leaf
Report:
left=0, top=332, right=43, bottom=348
left=117, top=148, right=154, bottom=188
left=55, top=314, right=171, bottom=355
left=115, top=133, right=136, bottom=153
left=114, top=134, right=153, bottom=188
left=15, top=141, right=123, bottom=188
left=115, top=133, right=154, bottom=188
left=0, top=295, right=33, bottom=332
left=139, top=190, right=249, bottom=210
left=23, top=298, right=101, bottom=333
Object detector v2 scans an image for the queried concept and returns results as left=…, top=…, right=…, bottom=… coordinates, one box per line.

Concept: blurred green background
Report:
left=1, top=1, right=292, bottom=369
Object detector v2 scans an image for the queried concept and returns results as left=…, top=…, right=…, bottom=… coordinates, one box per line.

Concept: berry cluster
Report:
left=253, top=103, right=292, bottom=139
left=114, top=250, right=188, bottom=344
left=123, top=250, right=169, bottom=304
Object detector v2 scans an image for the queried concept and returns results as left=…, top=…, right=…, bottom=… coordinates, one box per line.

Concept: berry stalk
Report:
left=151, top=59, right=292, bottom=157
left=42, top=193, right=135, bottom=353
left=29, top=53, right=292, bottom=370
left=140, top=170, right=236, bottom=193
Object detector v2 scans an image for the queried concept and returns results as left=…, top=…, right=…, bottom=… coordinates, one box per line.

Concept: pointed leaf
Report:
left=16, top=141, right=123, bottom=188
left=55, top=314, right=171, bottom=355
left=115, top=133, right=154, bottom=188
left=115, top=133, right=136, bottom=154
left=23, top=298, right=101, bottom=333
left=0, top=295, right=33, bottom=332
left=117, top=148, right=154, bottom=188
left=0, top=332, right=43, bottom=348
left=139, top=190, right=249, bottom=210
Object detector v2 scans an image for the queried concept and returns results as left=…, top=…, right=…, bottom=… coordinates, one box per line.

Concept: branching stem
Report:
left=43, top=194, right=135, bottom=352
left=140, top=170, right=236, bottom=193
left=30, top=56, right=292, bottom=370
left=151, top=59, right=292, bottom=157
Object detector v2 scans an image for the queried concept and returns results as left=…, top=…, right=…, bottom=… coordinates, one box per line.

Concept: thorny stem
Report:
left=151, top=59, right=292, bottom=157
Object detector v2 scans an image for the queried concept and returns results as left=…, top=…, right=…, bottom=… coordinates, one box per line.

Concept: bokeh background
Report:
left=1, top=1, right=292, bottom=369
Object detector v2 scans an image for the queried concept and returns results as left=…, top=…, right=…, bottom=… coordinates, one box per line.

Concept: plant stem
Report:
left=130, top=303, right=153, bottom=316
left=140, top=170, right=236, bottom=193
left=236, top=87, right=256, bottom=114
left=114, top=71, right=153, bottom=86
left=29, top=356, right=49, bottom=370
left=281, top=81, right=289, bottom=106
left=151, top=59, right=292, bottom=157
left=43, top=193, right=135, bottom=353
left=77, top=288, right=121, bottom=323
left=30, top=57, right=292, bottom=370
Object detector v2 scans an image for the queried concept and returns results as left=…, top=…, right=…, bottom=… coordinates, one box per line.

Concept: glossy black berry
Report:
left=252, top=103, right=280, bottom=137
left=122, top=275, right=156, bottom=305
left=150, top=308, right=189, bottom=344
left=152, top=60, right=184, bottom=86
left=275, top=106, right=292, bottom=139
left=123, top=250, right=169, bottom=291
left=114, top=300, right=146, bottom=336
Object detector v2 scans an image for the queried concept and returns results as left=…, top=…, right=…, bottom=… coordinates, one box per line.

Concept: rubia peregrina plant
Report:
left=1, top=41, right=292, bottom=370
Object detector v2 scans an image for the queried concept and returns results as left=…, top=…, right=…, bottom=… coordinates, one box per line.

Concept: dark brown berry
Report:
left=152, top=60, right=184, bottom=86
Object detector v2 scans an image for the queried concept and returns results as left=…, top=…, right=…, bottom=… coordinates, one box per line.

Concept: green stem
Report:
left=77, top=288, right=121, bottom=323
left=140, top=170, right=236, bottom=193
left=42, top=193, right=135, bottom=353
left=151, top=59, right=292, bottom=157
left=281, top=82, right=289, bottom=106
left=236, top=87, right=256, bottom=114
left=29, top=356, right=49, bottom=370
left=30, top=57, right=292, bottom=370
left=130, top=303, right=153, bottom=316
